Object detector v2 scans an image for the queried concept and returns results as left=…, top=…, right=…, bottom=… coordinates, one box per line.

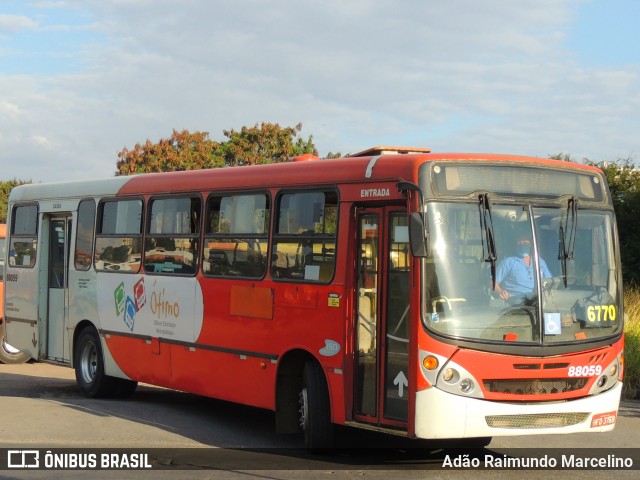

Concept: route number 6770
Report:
left=587, top=305, right=616, bottom=323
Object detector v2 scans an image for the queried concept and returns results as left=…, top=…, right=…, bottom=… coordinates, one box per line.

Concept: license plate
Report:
left=591, top=411, right=617, bottom=428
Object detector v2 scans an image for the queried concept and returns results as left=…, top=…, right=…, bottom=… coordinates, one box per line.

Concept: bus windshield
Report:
left=422, top=202, right=622, bottom=345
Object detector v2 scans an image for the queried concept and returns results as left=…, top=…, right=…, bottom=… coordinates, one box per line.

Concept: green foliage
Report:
left=0, top=179, right=32, bottom=223
left=221, top=122, right=317, bottom=166
left=550, top=153, right=640, bottom=285
left=587, top=158, right=640, bottom=284
left=116, top=123, right=317, bottom=175
left=116, top=129, right=224, bottom=175
left=623, top=285, right=640, bottom=398
left=548, top=153, right=576, bottom=162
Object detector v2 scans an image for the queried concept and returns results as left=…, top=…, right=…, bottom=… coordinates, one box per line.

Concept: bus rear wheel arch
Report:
left=0, top=322, right=30, bottom=364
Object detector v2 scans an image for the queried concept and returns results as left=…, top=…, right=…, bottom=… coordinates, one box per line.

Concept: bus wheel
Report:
left=0, top=329, right=30, bottom=364
left=112, top=378, right=138, bottom=399
left=74, top=327, right=116, bottom=398
left=298, top=361, right=333, bottom=450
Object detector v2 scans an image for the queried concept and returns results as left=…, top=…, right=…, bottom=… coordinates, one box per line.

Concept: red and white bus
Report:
left=3, top=147, right=624, bottom=448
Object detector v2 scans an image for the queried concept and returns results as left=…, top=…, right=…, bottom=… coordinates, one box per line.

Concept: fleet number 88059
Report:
left=568, top=365, right=602, bottom=377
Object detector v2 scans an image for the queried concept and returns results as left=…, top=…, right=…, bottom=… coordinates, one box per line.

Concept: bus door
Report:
left=44, top=215, right=72, bottom=361
left=355, top=207, right=411, bottom=426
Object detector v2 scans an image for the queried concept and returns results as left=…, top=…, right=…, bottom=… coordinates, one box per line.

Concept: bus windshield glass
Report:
left=422, top=202, right=621, bottom=345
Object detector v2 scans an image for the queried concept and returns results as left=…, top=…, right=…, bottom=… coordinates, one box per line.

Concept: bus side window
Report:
left=203, top=193, right=270, bottom=279
left=75, top=199, right=96, bottom=271
left=271, top=190, right=337, bottom=283
left=95, top=199, right=143, bottom=273
left=144, top=196, right=201, bottom=276
left=9, top=204, right=39, bottom=268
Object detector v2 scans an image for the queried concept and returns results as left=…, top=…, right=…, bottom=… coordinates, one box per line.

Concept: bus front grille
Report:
left=483, top=378, right=588, bottom=395
left=485, top=413, right=589, bottom=429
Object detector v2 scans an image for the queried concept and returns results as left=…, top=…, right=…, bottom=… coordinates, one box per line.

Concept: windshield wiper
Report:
left=479, top=193, right=497, bottom=289
left=558, top=196, right=579, bottom=287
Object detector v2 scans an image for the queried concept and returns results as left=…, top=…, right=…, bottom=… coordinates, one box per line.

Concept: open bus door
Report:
left=43, top=215, right=72, bottom=362
left=354, top=207, right=411, bottom=428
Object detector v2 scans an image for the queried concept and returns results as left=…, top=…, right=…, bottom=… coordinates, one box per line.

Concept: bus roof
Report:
left=9, top=150, right=604, bottom=202
left=351, top=146, right=432, bottom=156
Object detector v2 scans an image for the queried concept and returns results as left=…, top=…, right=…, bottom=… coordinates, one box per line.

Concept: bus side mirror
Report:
left=409, top=212, right=429, bottom=258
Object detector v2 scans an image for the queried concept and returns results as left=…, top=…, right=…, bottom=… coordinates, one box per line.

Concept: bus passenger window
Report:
left=75, top=199, right=96, bottom=271
left=9, top=204, right=38, bottom=268
left=95, top=199, right=143, bottom=272
left=204, top=193, right=269, bottom=278
left=145, top=196, right=201, bottom=276
left=271, top=190, right=337, bottom=283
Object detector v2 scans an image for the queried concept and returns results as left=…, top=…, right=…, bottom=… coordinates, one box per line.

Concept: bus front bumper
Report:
left=414, top=382, right=622, bottom=439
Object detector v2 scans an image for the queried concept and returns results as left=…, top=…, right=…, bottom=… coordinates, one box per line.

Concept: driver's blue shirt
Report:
left=496, top=256, right=552, bottom=295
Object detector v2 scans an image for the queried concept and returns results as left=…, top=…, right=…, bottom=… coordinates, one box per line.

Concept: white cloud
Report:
left=0, top=14, right=37, bottom=32
left=0, top=0, right=638, bottom=182
left=0, top=101, right=21, bottom=116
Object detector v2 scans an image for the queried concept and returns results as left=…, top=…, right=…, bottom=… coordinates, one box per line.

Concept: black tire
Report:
left=74, top=327, right=117, bottom=398
left=299, top=361, right=333, bottom=450
left=0, top=324, right=30, bottom=364
left=112, top=378, right=138, bottom=399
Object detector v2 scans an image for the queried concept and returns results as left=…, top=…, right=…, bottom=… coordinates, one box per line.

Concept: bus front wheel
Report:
left=299, top=361, right=333, bottom=450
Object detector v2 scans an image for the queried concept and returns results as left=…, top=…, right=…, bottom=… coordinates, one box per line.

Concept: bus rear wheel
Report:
left=298, top=361, right=333, bottom=450
left=74, top=327, right=137, bottom=399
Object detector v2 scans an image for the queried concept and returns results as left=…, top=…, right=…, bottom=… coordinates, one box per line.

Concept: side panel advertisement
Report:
left=96, top=274, right=204, bottom=343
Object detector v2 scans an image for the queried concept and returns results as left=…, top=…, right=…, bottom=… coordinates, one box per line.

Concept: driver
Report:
left=493, top=234, right=552, bottom=300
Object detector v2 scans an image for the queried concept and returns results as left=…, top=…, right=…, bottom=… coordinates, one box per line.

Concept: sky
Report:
left=0, top=0, right=639, bottom=182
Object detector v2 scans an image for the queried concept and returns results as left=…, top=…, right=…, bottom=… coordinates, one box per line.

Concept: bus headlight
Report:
left=589, top=356, right=620, bottom=395
left=435, top=360, right=484, bottom=399
left=460, top=378, right=475, bottom=394
left=418, top=350, right=484, bottom=398
left=442, top=368, right=456, bottom=383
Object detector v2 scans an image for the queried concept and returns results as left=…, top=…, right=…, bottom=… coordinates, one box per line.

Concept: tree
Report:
left=115, top=123, right=317, bottom=175
left=548, top=153, right=577, bottom=162
left=220, top=123, right=317, bottom=166
left=0, top=179, right=31, bottom=223
left=588, top=158, right=640, bottom=284
left=549, top=153, right=640, bottom=284
left=116, top=129, right=223, bottom=176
